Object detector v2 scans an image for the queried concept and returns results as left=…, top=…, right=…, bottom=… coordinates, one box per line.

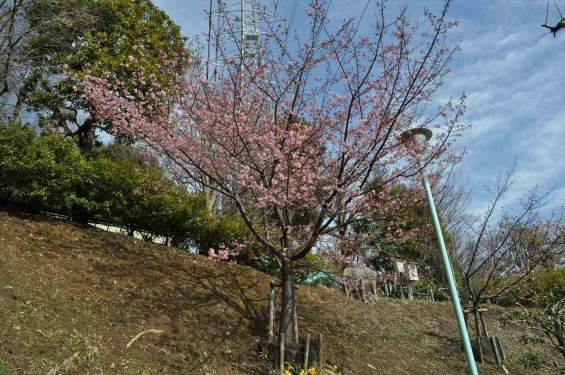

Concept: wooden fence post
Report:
left=318, top=333, right=323, bottom=374
left=279, top=333, right=285, bottom=372
left=407, top=281, right=414, bottom=300
left=293, top=304, right=299, bottom=343
left=479, top=309, right=489, bottom=337
left=269, top=281, right=276, bottom=343
left=303, top=332, right=310, bottom=370
left=495, top=337, right=506, bottom=361
left=360, top=279, right=368, bottom=303
left=490, top=336, right=501, bottom=364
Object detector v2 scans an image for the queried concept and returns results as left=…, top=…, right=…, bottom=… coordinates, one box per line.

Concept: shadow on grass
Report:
left=424, top=330, right=464, bottom=356
left=89, top=243, right=269, bottom=371
left=4, top=212, right=271, bottom=373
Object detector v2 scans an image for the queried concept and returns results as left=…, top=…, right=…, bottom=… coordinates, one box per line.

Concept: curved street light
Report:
left=400, top=127, right=479, bottom=375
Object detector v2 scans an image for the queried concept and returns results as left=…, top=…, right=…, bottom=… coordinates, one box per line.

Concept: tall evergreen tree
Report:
left=1, top=0, right=189, bottom=150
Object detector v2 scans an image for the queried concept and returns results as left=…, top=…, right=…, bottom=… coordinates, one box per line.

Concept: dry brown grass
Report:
left=0, top=211, right=562, bottom=374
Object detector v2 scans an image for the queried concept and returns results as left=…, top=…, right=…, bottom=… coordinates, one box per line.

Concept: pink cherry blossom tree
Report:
left=83, top=0, right=466, bottom=343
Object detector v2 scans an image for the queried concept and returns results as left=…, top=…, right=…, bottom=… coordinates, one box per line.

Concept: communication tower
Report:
left=206, top=0, right=287, bottom=79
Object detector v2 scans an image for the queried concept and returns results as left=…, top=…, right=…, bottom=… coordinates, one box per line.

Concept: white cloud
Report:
left=434, top=0, right=565, bottom=217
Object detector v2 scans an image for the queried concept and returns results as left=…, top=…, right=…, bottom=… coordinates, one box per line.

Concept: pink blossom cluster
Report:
left=82, top=0, right=467, bottom=265
left=207, top=244, right=239, bottom=263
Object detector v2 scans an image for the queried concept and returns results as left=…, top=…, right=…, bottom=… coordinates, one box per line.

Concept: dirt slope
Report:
left=0, top=211, right=561, bottom=374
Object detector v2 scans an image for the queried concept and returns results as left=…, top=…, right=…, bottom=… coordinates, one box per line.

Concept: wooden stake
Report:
left=279, top=333, right=285, bottom=372
left=479, top=310, right=489, bottom=337
left=461, top=310, right=470, bottom=352
left=463, top=311, right=469, bottom=334
left=371, top=279, right=378, bottom=300
left=490, top=336, right=501, bottom=364
left=293, top=304, right=299, bottom=344
left=495, top=336, right=506, bottom=361
left=360, top=279, right=368, bottom=303
left=477, top=336, right=484, bottom=364
left=268, top=282, right=275, bottom=343
left=303, top=332, right=310, bottom=370
left=407, top=281, right=414, bottom=300
left=399, top=281, right=405, bottom=299
left=473, top=309, right=481, bottom=338
left=318, top=333, right=323, bottom=374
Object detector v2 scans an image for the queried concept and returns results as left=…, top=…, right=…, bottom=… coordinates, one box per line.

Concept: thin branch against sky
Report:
left=153, top=0, right=564, bottom=217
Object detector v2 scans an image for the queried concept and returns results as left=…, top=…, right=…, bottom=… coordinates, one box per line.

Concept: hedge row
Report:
left=0, top=122, right=250, bottom=251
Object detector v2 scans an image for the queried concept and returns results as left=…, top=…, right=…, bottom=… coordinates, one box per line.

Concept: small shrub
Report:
left=517, top=351, right=542, bottom=369
left=411, top=278, right=449, bottom=301
left=505, top=293, right=565, bottom=359
left=519, top=334, right=546, bottom=346
left=0, top=122, right=265, bottom=271
left=0, top=122, right=83, bottom=212
left=499, top=268, right=565, bottom=307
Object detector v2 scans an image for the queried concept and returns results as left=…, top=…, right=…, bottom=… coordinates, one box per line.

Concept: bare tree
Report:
left=416, top=163, right=474, bottom=283
left=0, top=0, right=28, bottom=118
left=0, top=0, right=100, bottom=121
left=455, top=163, right=564, bottom=338
left=435, top=164, right=473, bottom=249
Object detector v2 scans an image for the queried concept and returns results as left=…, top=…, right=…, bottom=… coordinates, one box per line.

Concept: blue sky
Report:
left=152, top=0, right=564, bottom=216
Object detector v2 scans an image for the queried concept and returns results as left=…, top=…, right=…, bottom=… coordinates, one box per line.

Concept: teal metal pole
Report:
left=422, top=173, right=479, bottom=375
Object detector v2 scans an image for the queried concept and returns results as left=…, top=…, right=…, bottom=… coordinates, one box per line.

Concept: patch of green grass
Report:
left=0, top=360, right=9, bottom=375
left=36, top=329, right=53, bottom=338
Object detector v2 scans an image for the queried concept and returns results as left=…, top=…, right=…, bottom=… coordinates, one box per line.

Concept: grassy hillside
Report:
left=0, top=211, right=562, bottom=374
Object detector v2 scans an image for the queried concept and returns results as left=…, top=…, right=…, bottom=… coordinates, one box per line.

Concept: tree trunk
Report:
left=78, top=119, right=95, bottom=151
left=280, top=256, right=296, bottom=344
left=555, top=320, right=564, bottom=359
left=11, top=93, right=23, bottom=121
left=473, top=304, right=481, bottom=338
left=206, top=188, right=217, bottom=212
left=202, top=175, right=218, bottom=212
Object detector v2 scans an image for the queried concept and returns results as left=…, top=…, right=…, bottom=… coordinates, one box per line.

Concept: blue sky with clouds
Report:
left=152, top=0, right=564, bottom=215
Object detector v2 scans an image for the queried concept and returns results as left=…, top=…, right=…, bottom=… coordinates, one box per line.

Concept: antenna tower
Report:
left=207, top=0, right=287, bottom=79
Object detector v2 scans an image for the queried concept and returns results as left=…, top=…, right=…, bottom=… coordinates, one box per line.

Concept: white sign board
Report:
left=405, top=263, right=419, bottom=281
left=393, top=261, right=405, bottom=273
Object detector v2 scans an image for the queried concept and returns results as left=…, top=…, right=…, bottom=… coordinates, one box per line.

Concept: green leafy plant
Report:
left=0, top=123, right=263, bottom=266
left=499, top=268, right=565, bottom=307
left=517, top=351, right=542, bottom=369
left=506, top=294, right=565, bottom=359
left=258, top=347, right=268, bottom=360
left=519, top=334, right=546, bottom=346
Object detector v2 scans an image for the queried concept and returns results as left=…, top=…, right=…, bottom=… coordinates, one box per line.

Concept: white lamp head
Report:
left=399, top=127, right=433, bottom=147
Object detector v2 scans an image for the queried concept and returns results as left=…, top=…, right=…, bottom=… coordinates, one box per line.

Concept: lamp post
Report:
left=400, top=128, right=479, bottom=375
